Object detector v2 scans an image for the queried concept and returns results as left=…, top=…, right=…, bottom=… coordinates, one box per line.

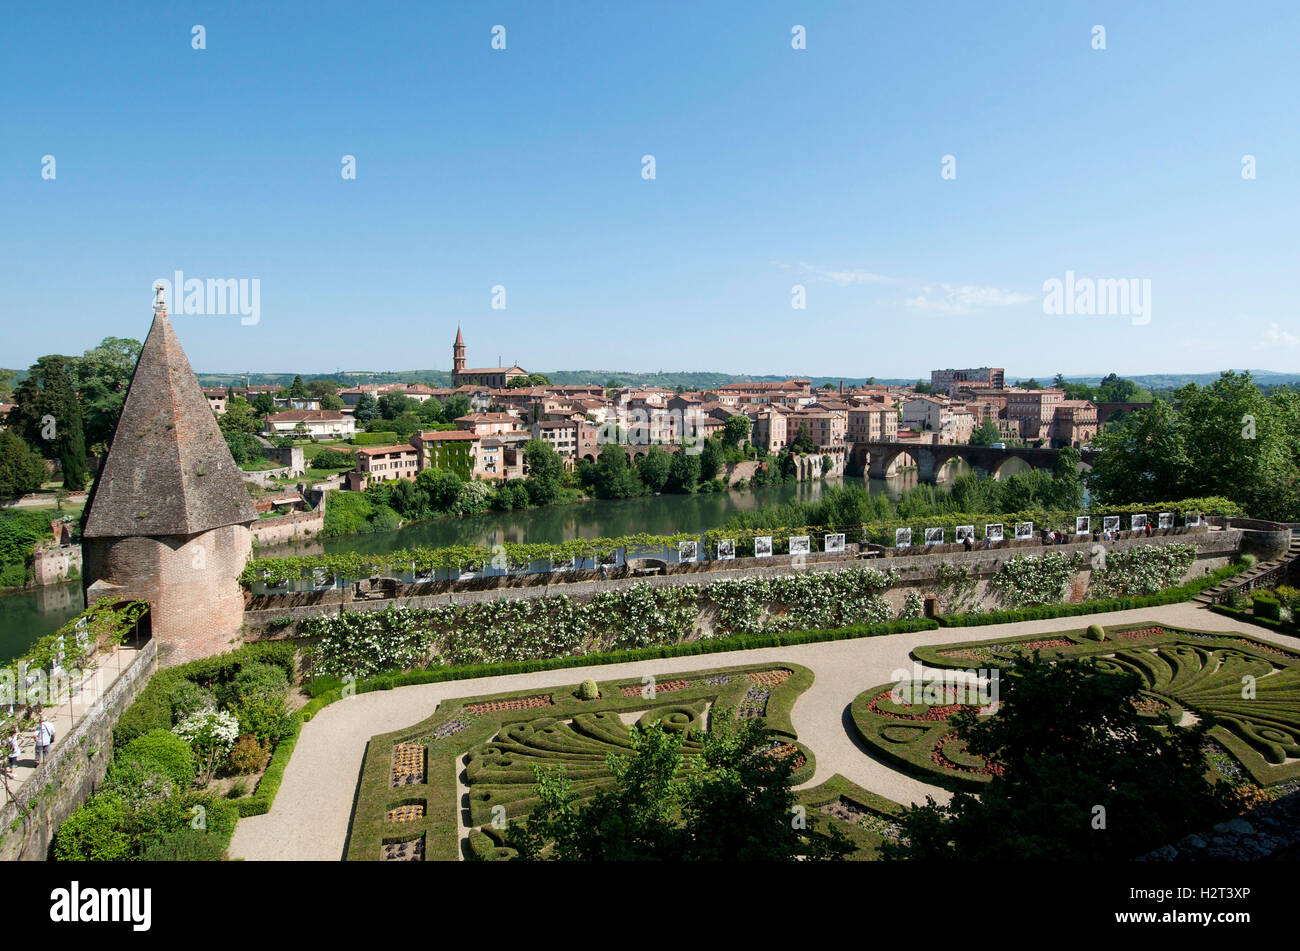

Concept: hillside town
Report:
left=191, top=333, right=1105, bottom=499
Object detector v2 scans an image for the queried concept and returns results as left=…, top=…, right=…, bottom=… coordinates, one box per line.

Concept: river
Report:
left=1, top=465, right=1010, bottom=661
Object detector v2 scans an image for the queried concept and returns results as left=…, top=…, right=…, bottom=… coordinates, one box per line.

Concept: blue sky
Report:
left=2, top=1, right=1298, bottom=379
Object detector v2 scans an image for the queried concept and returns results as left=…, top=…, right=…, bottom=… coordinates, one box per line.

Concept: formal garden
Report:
left=345, top=661, right=846, bottom=860
left=852, top=621, right=1300, bottom=798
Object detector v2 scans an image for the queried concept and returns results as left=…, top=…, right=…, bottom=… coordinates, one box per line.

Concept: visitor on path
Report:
left=34, top=716, right=55, bottom=765
left=1144, top=521, right=1153, bottom=537
left=5, top=728, right=20, bottom=777
left=963, top=534, right=973, bottom=552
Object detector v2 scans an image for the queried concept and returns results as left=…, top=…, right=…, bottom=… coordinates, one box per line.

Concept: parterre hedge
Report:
left=346, top=661, right=816, bottom=861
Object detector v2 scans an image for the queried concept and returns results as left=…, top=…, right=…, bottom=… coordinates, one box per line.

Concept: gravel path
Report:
left=228, top=602, right=1300, bottom=861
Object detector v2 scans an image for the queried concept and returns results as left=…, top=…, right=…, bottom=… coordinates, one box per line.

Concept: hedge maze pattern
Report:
left=347, top=663, right=815, bottom=861
left=855, top=623, right=1300, bottom=791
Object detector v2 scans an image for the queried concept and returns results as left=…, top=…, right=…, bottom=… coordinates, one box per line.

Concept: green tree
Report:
left=664, top=450, right=699, bottom=494
left=0, top=430, right=48, bottom=499
left=524, top=439, right=565, bottom=506
left=790, top=424, right=816, bottom=455
left=444, top=394, right=471, bottom=420
left=722, top=414, right=751, bottom=448
left=699, top=439, right=723, bottom=482
left=10, top=356, right=88, bottom=489
left=70, top=337, right=142, bottom=453
left=289, top=375, right=308, bottom=398
left=592, top=444, right=643, bottom=499
left=320, top=394, right=343, bottom=411
left=352, top=392, right=379, bottom=423
left=1087, top=399, right=1189, bottom=504
left=253, top=392, right=277, bottom=417
left=377, top=392, right=413, bottom=420
left=306, top=378, right=341, bottom=399
left=969, top=417, right=1002, bottom=446
left=885, top=654, right=1232, bottom=860
left=505, top=713, right=850, bottom=862
left=415, top=466, right=464, bottom=512
left=636, top=446, right=672, bottom=493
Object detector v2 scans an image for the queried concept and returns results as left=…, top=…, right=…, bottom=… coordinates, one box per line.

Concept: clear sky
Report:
left=2, top=1, right=1297, bottom=379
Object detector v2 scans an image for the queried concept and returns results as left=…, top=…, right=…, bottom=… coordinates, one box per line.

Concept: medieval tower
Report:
left=453, top=325, right=466, bottom=375
left=82, top=288, right=257, bottom=666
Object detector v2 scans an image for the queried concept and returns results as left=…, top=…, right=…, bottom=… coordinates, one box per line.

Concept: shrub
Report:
left=173, top=710, right=240, bottom=784
left=1238, top=553, right=1257, bottom=567
left=578, top=678, right=600, bottom=700
left=138, top=827, right=227, bottom=862
left=167, top=680, right=216, bottom=724
left=52, top=795, right=132, bottom=861
left=217, top=661, right=288, bottom=709
left=119, top=730, right=197, bottom=789
left=898, top=590, right=925, bottom=621
left=232, top=693, right=293, bottom=744
left=133, top=790, right=238, bottom=852
left=1087, top=624, right=1106, bottom=641
left=100, top=757, right=174, bottom=808
left=1252, top=593, right=1283, bottom=621
left=226, top=734, right=270, bottom=774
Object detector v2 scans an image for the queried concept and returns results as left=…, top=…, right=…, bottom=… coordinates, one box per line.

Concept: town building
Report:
left=262, top=409, right=356, bottom=440
left=451, top=327, right=527, bottom=388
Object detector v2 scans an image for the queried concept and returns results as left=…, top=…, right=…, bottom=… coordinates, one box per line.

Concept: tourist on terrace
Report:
left=34, top=715, right=54, bottom=765
left=4, top=727, right=20, bottom=777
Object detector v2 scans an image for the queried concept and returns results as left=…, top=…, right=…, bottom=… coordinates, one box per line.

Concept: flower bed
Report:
left=345, top=662, right=816, bottom=861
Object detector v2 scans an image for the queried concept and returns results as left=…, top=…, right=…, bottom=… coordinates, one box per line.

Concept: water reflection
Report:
left=0, top=581, right=85, bottom=663
left=263, top=475, right=922, bottom=559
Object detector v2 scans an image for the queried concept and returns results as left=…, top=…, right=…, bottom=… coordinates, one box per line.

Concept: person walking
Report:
left=5, top=727, right=20, bottom=777
left=34, top=715, right=55, bottom=765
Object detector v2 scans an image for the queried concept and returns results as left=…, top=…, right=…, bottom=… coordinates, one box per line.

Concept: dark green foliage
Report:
left=524, top=439, right=565, bottom=506
left=52, top=794, right=133, bottom=861
left=0, top=430, right=48, bottom=499
left=0, top=508, right=59, bottom=583
left=504, top=711, right=850, bottom=861
left=591, top=444, right=643, bottom=499
left=884, top=654, right=1234, bottom=860
left=119, top=730, right=197, bottom=789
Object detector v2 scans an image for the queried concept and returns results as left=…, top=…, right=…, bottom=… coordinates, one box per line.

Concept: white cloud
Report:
left=1262, top=322, right=1299, bottom=348
left=793, top=262, right=895, bottom=286
left=904, top=283, right=1033, bottom=316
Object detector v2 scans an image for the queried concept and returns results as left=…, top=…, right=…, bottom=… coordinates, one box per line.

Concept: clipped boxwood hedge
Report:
left=347, top=660, right=816, bottom=861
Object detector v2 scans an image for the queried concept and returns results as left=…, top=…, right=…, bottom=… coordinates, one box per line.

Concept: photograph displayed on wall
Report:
left=1131, top=514, right=1148, bottom=531
left=1015, top=521, right=1034, bottom=540
left=895, top=527, right=912, bottom=548
left=985, top=523, right=1004, bottom=542
left=1103, top=516, right=1121, bottom=533
left=789, top=535, right=811, bottom=556
left=754, top=536, right=773, bottom=558
left=924, top=527, right=944, bottom=546
left=678, top=540, right=697, bottom=562
left=1185, top=511, right=1201, bottom=527
left=956, top=525, right=975, bottom=542
left=1159, top=513, right=1173, bottom=530
left=824, top=533, right=846, bottom=553
left=1076, top=516, right=1090, bottom=534
left=716, top=539, right=735, bottom=561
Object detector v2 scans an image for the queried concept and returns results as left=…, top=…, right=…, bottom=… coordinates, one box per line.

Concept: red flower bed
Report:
left=932, top=731, right=1003, bottom=777
left=463, top=694, right=553, bottom=715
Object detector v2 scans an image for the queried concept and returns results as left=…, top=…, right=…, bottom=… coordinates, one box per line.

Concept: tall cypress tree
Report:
left=10, top=356, right=89, bottom=490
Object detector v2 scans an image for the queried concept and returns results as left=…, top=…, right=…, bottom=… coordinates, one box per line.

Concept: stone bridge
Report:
left=855, top=441, right=1098, bottom=484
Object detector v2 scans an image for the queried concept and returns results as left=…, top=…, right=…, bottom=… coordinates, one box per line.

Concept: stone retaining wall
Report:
left=240, top=529, right=1240, bottom=636
left=0, top=639, right=158, bottom=860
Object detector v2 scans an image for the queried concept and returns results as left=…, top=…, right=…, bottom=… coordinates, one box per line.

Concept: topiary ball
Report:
left=577, top=678, right=600, bottom=700
left=1087, top=624, right=1106, bottom=641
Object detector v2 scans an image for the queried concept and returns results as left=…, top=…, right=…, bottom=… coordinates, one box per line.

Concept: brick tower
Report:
left=453, top=325, right=466, bottom=376
left=82, top=287, right=257, bottom=666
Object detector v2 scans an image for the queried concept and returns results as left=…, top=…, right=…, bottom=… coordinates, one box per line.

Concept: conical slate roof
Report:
left=83, top=306, right=257, bottom=538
